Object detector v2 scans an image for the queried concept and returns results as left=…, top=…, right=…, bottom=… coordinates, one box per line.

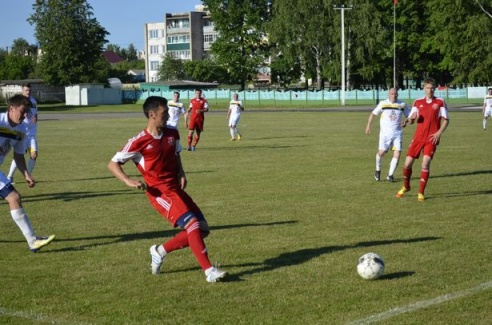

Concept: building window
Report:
left=167, top=34, right=191, bottom=44
left=203, top=19, right=214, bottom=27
left=168, top=50, right=190, bottom=60
left=149, top=45, right=160, bottom=54
left=204, top=34, right=217, bottom=43
left=167, top=19, right=190, bottom=29
left=149, top=29, right=160, bottom=39
left=150, top=61, right=160, bottom=70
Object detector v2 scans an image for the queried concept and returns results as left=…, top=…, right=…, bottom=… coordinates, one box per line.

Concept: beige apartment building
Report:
left=144, top=5, right=218, bottom=82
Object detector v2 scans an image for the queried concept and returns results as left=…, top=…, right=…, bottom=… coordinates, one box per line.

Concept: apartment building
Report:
left=144, top=5, right=218, bottom=82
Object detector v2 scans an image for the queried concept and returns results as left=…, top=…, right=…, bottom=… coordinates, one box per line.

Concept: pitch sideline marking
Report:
left=0, top=306, right=93, bottom=325
left=347, top=280, right=492, bottom=325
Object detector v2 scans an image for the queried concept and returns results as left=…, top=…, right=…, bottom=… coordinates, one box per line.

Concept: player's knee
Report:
left=4, top=189, right=22, bottom=206
left=199, top=221, right=210, bottom=238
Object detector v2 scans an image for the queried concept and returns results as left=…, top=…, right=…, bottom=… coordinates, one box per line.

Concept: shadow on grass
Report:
left=7, top=220, right=298, bottom=253
left=33, top=170, right=215, bottom=184
left=432, top=169, right=492, bottom=178
left=223, top=236, right=440, bottom=282
left=379, top=271, right=415, bottom=280
left=21, top=189, right=143, bottom=202
left=195, top=145, right=301, bottom=151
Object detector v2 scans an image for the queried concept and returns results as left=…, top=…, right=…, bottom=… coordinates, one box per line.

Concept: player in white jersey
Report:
left=482, top=87, right=492, bottom=131
left=8, top=83, right=38, bottom=182
left=0, top=94, right=55, bottom=252
left=226, top=93, right=244, bottom=141
left=365, top=88, right=410, bottom=182
left=166, top=91, right=186, bottom=130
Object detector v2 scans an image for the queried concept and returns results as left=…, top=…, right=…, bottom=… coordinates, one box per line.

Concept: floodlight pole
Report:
left=334, top=5, right=352, bottom=106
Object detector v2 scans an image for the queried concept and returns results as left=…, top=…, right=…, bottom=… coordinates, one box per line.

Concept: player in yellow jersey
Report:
left=365, top=88, right=409, bottom=182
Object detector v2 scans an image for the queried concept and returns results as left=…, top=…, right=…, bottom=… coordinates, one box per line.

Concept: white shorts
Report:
left=378, top=133, right=402, bottom=152
left=229, top=115, right=241, bottom=127
left=484, top=109, right=492, bottom=118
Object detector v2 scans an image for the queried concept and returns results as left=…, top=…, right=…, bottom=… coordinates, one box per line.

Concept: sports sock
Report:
left=484, top=119, right=487, bottom=130
left=10, top=208, right=36, bottom=245
left=229, top=128, right=235, bottom=138
left=8, top=160, right=17, bottom=179
left=402, top=167, right=412, bottom=189
left=235, top=128, right=241, bottom=137
left=375, top=154, right=382, bottom=171
left=28, top=158, right=36, bottom=174
left=187, top=134, right=192, bottom=147
left=389, top=157, right=399, bottom=176
left=163, top=230, right=189, bottom=253
left=419, top=169, right=430, bottom=194
left=193, top=135, right=200, bottom=147
left=186, top=221, right=212, bottom=271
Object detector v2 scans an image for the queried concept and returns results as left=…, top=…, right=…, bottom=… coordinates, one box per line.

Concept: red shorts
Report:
left=406, top=140, right=437, bottom=159
left=188, top=117, right=204, bottom=132
left=146, top=185, right=202, bottom=227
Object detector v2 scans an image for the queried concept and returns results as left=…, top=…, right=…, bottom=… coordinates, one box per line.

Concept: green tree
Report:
left=28, top=0, right=109, bottom=85
left=157, top=53, right=185, bottom=81
left=269, top=54, right=301, bottom=88
left=203, top=0, right=272, bottom=90
left=11, top=38, right=38, bottom=56
left=184, top=59, right=228, bottom=83
left=424, top=0, right=492, bottom=85
left=268, top=0, right=338, bottom=89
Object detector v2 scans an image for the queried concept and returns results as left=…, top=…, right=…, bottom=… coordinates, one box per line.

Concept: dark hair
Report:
left=9, top=94, right=31, bottom=108
left=142, top=96, right=167, bottom=118
left=195, top=88, right=202, bottom=93
left=21, top=83, right=32, bottom=89
left=173, top=91, right=180, bottom=97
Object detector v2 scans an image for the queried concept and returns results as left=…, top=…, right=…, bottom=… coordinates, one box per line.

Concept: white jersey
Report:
left=166, top=100, right=186, bottom=129
left=25, top=96, right=38, bottom=138
left=229, top=100, right=243, bottom=118
left=484, top=95, right=492, bottom=112
left=0, top=112, right=28, bottom=165
left=371, top=99, right=409, bottom=136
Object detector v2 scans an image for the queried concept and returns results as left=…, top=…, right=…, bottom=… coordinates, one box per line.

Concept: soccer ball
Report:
left=357, top=253, right=385, bottom=280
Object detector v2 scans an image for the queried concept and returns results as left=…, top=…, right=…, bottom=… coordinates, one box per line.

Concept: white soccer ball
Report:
left=357, top=252, right=385, bottom=280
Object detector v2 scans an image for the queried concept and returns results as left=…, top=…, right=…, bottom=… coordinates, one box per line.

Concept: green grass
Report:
left=36, top=97, right=483, bottom=114
left=0, top=110, right=491, bottom=324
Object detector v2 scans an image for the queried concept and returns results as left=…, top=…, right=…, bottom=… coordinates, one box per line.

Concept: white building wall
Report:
left=145, top=22, right=166, bottom=82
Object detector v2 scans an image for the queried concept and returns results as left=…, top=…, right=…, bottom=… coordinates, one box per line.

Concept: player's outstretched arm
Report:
left=14, top=152, right=35, bottom=188
left=108, top=161, right=146, bottom=190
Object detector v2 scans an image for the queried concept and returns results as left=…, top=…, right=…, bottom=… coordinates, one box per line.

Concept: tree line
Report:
left=1, top=0, right=490, bottom=90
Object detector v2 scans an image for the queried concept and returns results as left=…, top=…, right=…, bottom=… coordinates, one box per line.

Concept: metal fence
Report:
left=123, top=87, right=481, bottom=107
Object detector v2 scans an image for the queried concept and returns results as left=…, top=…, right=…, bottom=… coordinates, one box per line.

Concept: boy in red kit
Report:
left=396, top=78, right=449, bottom=201
left=108, top=96, right=227, bottom=282
left=185, top=88, right=208, bottom=151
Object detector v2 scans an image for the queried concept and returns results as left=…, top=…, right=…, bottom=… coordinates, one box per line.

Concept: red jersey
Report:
left=189, top=98, right=208, bottom=122
left=411, top=97, right=449, bottom=143
left=111, top=128, right=181, bottom=189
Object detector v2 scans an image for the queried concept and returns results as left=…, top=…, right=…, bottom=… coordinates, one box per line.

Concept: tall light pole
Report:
left=334, top=5, right=352, bottom=106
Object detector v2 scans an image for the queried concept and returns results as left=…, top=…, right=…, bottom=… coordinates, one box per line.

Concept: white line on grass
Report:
left=0, top=306, right=94, bottom=325
left=347, top=280, right=492, bottom=325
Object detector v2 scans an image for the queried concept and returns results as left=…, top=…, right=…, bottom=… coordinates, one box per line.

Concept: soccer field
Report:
left=1, top=110, right=491, bottom=324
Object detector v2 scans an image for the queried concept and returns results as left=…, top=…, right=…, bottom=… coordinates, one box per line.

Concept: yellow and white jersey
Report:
left=483, top=95, right=492, bottom=111
left=0, top=112, right=27, bottom=165
left=371, top=99, right=409, bottom=136
left=25, top=97, right=38, bottom=138
left=229, top=100, right=243, bottom=117
left=166, top=100, right=186, bottom=129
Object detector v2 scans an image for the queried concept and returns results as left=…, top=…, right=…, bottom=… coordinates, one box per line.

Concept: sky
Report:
left=0, top=0, right=203, bottom=51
